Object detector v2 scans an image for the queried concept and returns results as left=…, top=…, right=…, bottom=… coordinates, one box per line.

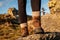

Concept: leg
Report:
left=31, top=0, right=40, bottom=20
left=18, top=0, right=28, bottom=37
left=31, top=0, right=44, bottom=34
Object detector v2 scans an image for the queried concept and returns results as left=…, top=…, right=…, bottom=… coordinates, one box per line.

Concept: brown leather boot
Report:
left=28, top=20, right=44, bottom=34
left=20, top=23, right=28, bottom=37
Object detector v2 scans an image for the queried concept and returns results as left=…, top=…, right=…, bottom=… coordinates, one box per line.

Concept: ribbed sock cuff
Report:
left=32, top=11, right=40, bottom=17
left=20, top=23, right=27, bottom=28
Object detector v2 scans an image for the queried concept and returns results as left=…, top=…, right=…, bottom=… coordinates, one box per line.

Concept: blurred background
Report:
left=0, top=0, right=50, bottom=16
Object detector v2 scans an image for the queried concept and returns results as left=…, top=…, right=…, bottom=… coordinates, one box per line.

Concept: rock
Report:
left=41, top=13, right=60, bottom=32
left=16, top=32, right=60, bottom=40
left=8, top=8, right=18, bottom=17
left=17, top=34, right=41, bottom=40
left=48, top=0, right=60, bottom=14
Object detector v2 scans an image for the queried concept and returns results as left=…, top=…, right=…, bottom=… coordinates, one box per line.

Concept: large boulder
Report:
left=41, top=13, right=60, bottom=32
